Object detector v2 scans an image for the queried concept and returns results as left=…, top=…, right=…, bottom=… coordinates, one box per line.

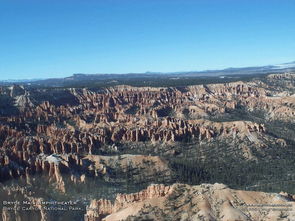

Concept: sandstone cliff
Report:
left=85, top=183, right=295, bottom=221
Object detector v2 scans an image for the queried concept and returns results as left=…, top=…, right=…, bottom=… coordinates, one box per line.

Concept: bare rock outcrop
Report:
left=0, top=73, right=294, bottom=190
left=85, top=183, right=295, bottom=221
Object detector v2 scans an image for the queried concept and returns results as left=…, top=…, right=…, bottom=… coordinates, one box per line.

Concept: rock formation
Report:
left=0, top=73, right=295, bottom=220
left=85, top=183, right=295, bottom=221
left=1, top=74, right=294, bottom=183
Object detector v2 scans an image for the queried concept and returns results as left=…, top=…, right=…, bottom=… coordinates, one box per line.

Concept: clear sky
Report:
left=0, top=0, right=295, bottom=80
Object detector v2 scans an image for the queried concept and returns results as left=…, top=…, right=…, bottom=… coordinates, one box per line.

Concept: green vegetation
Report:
left=170, top=115, right=295, bottom=193
left=0, top=94, right=19, bottom=116
left=170, top=149, right=295, bottom=193
left=124, top=105, right=140, bottom=115
left=156, top=106, right=174, bottom=117
left=28, top=73, right=269, bottom=89
left=182, top=108, right=191, bottom=120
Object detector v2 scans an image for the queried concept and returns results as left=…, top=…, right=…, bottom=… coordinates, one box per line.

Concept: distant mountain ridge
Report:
left=1, top=61, right=295, bottom=87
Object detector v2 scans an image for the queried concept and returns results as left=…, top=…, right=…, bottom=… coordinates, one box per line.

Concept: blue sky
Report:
left=0, top=0, right=295, bottom=80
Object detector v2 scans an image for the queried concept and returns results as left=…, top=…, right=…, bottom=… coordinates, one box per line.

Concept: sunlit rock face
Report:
left=1, top=74, right=294, bottom=180
left=85, top=183, right=295, bottom=221
left=0, top=73, right=295, bottom=220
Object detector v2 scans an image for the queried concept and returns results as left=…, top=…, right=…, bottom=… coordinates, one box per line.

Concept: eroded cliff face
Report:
left=0, top=73, right=295, bottom=220
left=0, top=151, right=173, bottom=193
left=85, top=183, right=295, bottom=221
left=85, top=184, right=172, bottom=221
left=1, top=74, right=294, bottom=184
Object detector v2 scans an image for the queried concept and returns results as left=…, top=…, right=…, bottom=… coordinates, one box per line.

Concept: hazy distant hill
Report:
left=1, top=61, right=295, bottom=87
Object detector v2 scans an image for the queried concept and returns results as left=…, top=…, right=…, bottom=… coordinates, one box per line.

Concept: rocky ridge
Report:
left=85, top=183, right=295, bottom=221
left=0, top=73, right=295, bottom=220
left=1, top=74, right=294, bottom=184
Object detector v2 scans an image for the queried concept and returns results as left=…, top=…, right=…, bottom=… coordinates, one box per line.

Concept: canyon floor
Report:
left=0, top=73, right=295, bottom=220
